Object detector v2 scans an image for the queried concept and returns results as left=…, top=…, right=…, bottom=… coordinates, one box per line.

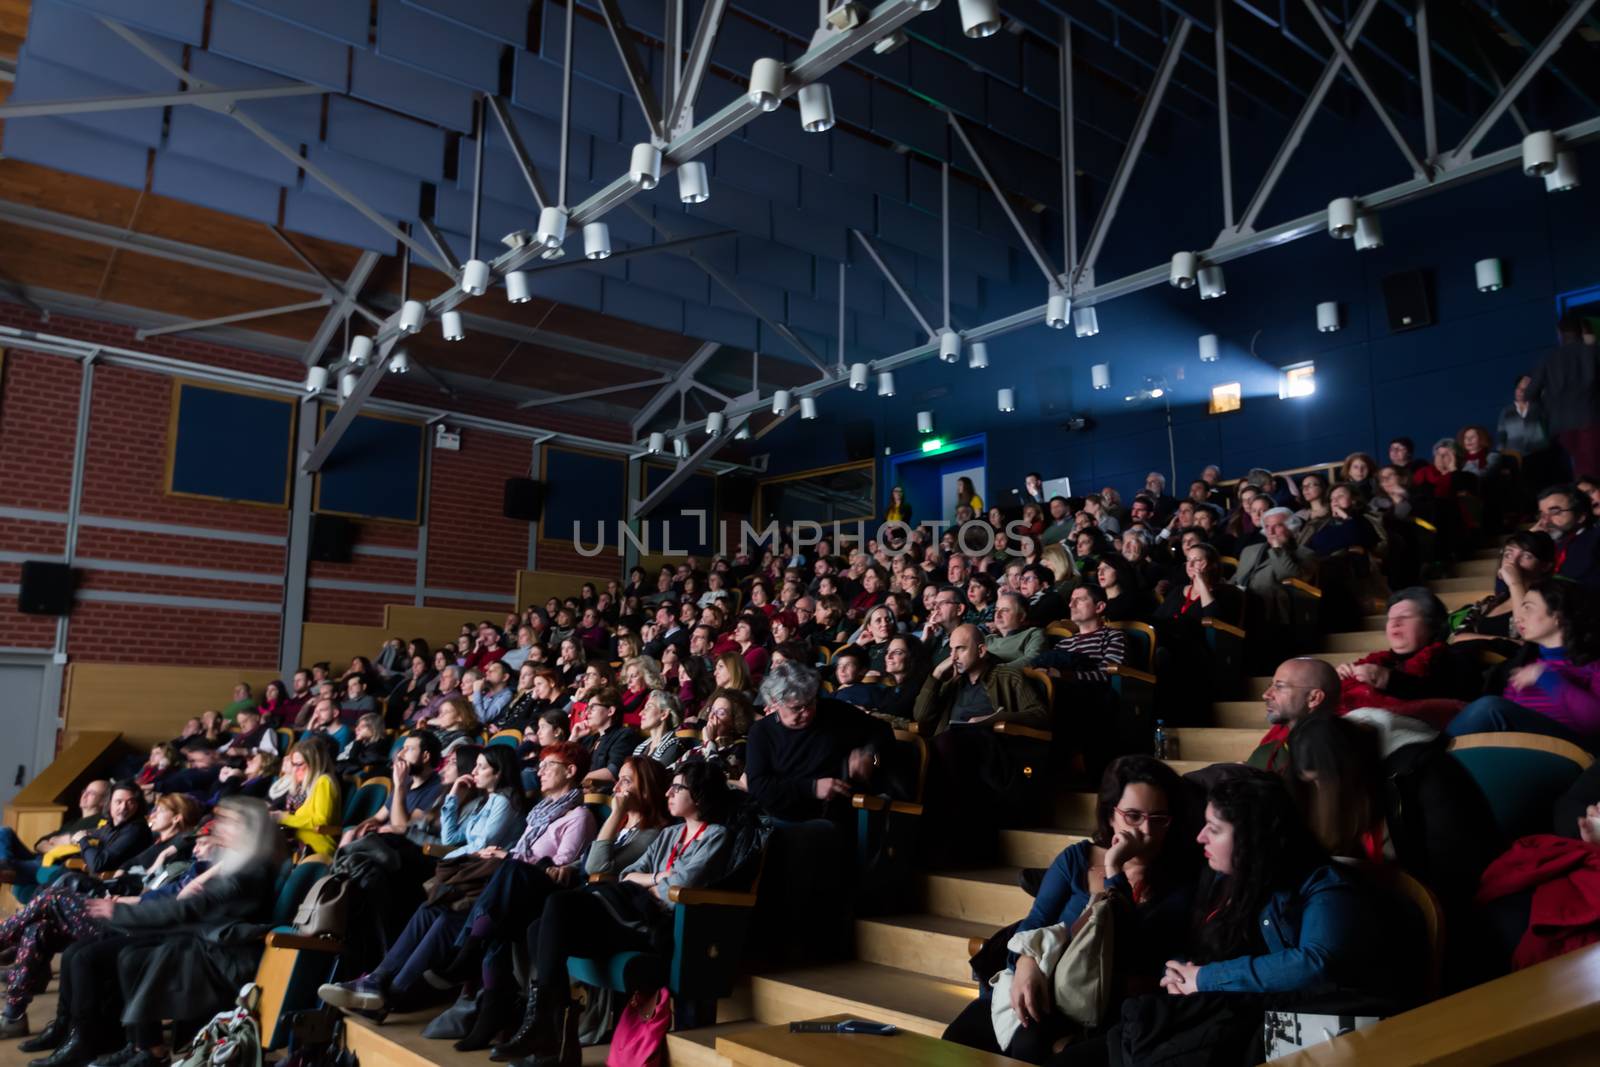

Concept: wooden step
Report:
left=665, top=1021, right=768, bottom=1067
left=1439, top=589, right=1489, bottom=611
left=748, top=963, right=977, bottom=1038
left=1322, top=630, right=1390, bottom=653
left=1428, top=576, right=1492, bottom=596
left=1454, top=556, right=1499, bottom=578
left=854, top=913, right=995, bottom=984
left=1162, top=759, right=1212, bottom=775
left=1362, top=613, right=1388, bottom=630
left=922, top=868, right=1030, bottom=927
left=1000, top=827, right=1086, bottom=868
left=1308, top=650, right=1365, bottom=666
left=1245, top=675, right=1272, bottom=699
left=1212, top=700, right=1264, bottom=729
left=1167, top=727, right=1262, bottom=763
left=1052, top=789, right=1097, bottom=832
left=715, top=1016, right=1032, bottom=1067
left=343, top=1009, right=610, bottom=1067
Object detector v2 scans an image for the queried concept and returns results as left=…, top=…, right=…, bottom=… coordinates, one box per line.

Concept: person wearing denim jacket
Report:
left=1192, top=864, right=1371, bottom=993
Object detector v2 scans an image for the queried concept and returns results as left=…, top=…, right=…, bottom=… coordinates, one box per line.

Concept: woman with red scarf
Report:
left=1336, top=587, right=1479, bottom=726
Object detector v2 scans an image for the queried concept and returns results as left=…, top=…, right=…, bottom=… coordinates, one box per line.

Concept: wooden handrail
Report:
left=1200, top=618, right=1247, bottom=639
left=1104, top=663, right=1158, bottom=686
left=7, top=730, right=123, bottom=810
left=1283, top=578, right=1322, bottom=599
left=993, top=721, right=1052, bottom=742
left=1449, top=731, right=1594, bottom=771
left=667, top=885, right=759, bottom=907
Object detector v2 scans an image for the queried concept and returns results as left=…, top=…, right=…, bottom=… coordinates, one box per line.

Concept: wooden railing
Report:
left=2, top=729, right=124, bottom=864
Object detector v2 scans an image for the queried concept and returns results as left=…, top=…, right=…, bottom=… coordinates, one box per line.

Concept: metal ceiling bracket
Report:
left=0, top=82, right=323, bottom=119
left=666, top=0, right=727, bottom=139
left=949, top=113, right=1060, bottom=289
left=301, top=251, right=381, bottom=365
left=484, top=96, right=551, bottom=212
left=595, top=0, right=667, bottom=144
left=135, top=296, right=332, bottom=340
left=1299, top=0, right=1428, bottom=180
left=850, top=228, right=937, bottom=339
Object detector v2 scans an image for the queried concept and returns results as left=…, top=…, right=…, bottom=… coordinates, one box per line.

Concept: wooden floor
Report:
left=0, top=989, right=57, bottom=1067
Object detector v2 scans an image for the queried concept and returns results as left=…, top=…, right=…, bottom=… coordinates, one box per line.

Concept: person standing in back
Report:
left=1530, top=313, right=1600, bottom=479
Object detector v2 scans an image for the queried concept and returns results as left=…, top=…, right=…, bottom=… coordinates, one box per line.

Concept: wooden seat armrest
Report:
left=1282, top=578, right=1322, bottom=598
left=421, top=843, right=453, bottom=858
left=264, top=932, right=343, bottom=953
left=588, top=872, right=617, bottom=884
left=1103, top=664, right=1158, bottom=685
left=904, top=720, right=933, bottom=737
left=667, top=885, right=758, bottom=907
left=967, top=935, right=985, bottom=959
left=851, top=794, right=921, bottom=816
left=1412, top=517, right=1438, bottom=533
left=63, top=858, right=87, bottom=872
left=886, top=800, right=924, bottom=816
left=1200, top=618, right=1247, bottom=639
left=992, top=722, right=1052, bottom=742
left=582, top=792, right=612, bottom=806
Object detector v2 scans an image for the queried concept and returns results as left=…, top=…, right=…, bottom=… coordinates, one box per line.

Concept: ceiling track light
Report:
left=798, top=83, right=835, bottom=133
left=848, top=362, right=869, bottom=390
left=1353, top=213, right=1383, bottom=251
left=583, top=222, right=612, bottom=260
left=1475, top=257, right=1504, bottom=293
left=647, top=431, right=666, bottom=454
left=877, top=370, right=895, bottom=396
left=460, top=259, right=490, bottom=296
left=506, top=270, right=531, bottom=303
left=1091, top=363, right=1110, bottom=390
left=800, top=396, right=818, bottom=420
left=958, top=0, right=1002, bottom=38
left=629, top=143, right=662, bottom=188
left=1523, top=130, right=1558, bottom=176
left=1074, top=306, right=1100, bottom=338
left=1045, top=289, right=1069, bottom=329
left=917, top=410, right=934, bottom=434
left=678, top=161, right=710, bottom=204
left=1327, top=197, right=1357, bottom=238
left=536, top=206, right=568, bottom=250
left=1547, top=151, right=1580, bottom=192
left=387, top=350, right=410, bottom=374
left=347, top=335, right=372, bottom=366
left=968, top=341, right=989, bottom=369
left=734, top=423, right=750, bottom=441
left=705, top=411, right=726, bottom=437
left=1198, top=333, right=1219, bottom=363
left=1197, top=265, right=1226, bottom=301
left=339, top=371, right=359, bottom=399
left=441, top=310, right=465, bottom=341
left=826, top=2, right=869, bottom=30
left=1317, top=301, right=1341, bottom=333
left=997, top=387, right=1015, bottom=413
left=772, top=389, right=792, bottom=416
left=749, top=58, right=785, bottom=111
left=938, top=329, right=962, bottom=363
left=398, top=299, right=425, bottom=334
left=304, top=366, right=329, bottom=393
left=1169, top=251, right=1197, bottom=289
left=873, top=30, right=908, bottom=55
left=673, top=435, right=689, bottom=458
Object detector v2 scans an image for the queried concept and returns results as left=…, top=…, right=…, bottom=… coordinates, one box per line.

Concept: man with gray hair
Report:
left=745, top=660, right=895, bottom=822
left=1232, top=506, right=1318, bottom=628
left=985, top=593, right=1046, bottom=664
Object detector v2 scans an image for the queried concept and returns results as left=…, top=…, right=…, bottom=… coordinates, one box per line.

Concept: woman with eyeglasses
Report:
left=270, top=739, right=341, bottom=857
left=942, top=757, right=1197, bottom=1063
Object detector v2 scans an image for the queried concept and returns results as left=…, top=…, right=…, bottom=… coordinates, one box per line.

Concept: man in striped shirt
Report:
left=1027, top=585, right=1126, bottom=682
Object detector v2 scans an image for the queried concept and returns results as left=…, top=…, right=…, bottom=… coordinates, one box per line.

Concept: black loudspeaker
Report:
left=18, top=561, right=76, bottom=615
left=844, top=420, right=876, bottom=461
left=1381, top=269, right=1433, bottom=333
left=308, top=514, right=355, bottom=564
left=503, top=477, right=545, bottom=522
left=721, top=475, right=757, bottom=513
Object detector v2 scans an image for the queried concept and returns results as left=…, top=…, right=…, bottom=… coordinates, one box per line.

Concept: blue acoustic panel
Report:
left=25, top=1, right=184, bottom=91
left=542, top=446, right=624, bottom=540
left=742, top=105, right=831, bottom=173
left=832, top=134, right=905, bottom=199
left=56, top=0, right=204, bottom=44
left=325, top=96, right=448, bottom=183
left=842, top=269, right=884, bottom=318
left=283, top=190, right=398, bottom=255
left=349, top=48, right=476, bottom=132
left=763, top=321, right=828, bottom=364
left=7, top=54, right=165, bottom=146
left=680, top=181, right=771, bottom=240
left=909, top=46, right=985, bottom=122
left=315, top=408, right=424, bottom=523
left=876, top=197, right=942, bottom=261
left=232, top=0, right=370, bottom=45
left=627, top=254, right=710, bottom=304
left=709, top=272, right=783, bottom=321
left=802, top=170, right=874, bottom=234
left=151, top=152, right=283, bottom=224
left=185, top=51, right=325, bottom=141
left=908, top=160, right=981, bottom=232
left=520, top=265, right=604, bottom=313
left=870, top=82, right=946, bottom=159
left=467, top=119, right=592, bottom=205
left=642, top=462, right=714, bottom=555
left=513, top=50, right=622, bottom=142
left=301, top=145, right=423, bottom=219
left=431, top=188, right=535, bottom=254
left=734, top=237, right=813, bottom=294
left=602, top=278, right=683, bottom=333
left=986, top=80, right=1056, bottom=156
left=1, top=116, right=149, bottom=190
left=168, top=382, right=295, bottom=507
left=209, top=1, right=349, bottom=91
left=375, top=0, right=502, bottom=93
left=784, top=291, right=843, bottom=340
left=915, top=253, right=982, bottom=309
left=166, top=109, right=302, bottom=185
left=771, top=204, right=847, bottom=263
left=684, top=303, right=759, bottom=350
left=855, top=315, right=919, bottom=357
left=401, top=0, right=529, bottom=45
left=823, top=67, right=872, bottom=133
left=548, top=0, right=630, bottom=97
left=713, top=15, right=787, bottom=85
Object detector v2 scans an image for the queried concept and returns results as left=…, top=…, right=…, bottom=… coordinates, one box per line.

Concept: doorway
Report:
left=886, top=434, right=987, bottom=528
left=0, top=662, right=45, bottom=810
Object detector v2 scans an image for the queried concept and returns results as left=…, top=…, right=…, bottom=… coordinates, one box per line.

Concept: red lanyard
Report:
left=664, top=822, right=707, bottom=875
left=1177, top=590, right=1197, bottom=617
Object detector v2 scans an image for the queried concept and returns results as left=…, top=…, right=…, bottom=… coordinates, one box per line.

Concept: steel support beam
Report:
left=596, top=0, right=666, bottom=144
left=516, top=229, right=736, bottom=274
left=1416, top=0, right=1437, bottom=160
left=267, top=228, right=386, bottom=329
left=1060, top=16, right=1077, bottom=280
left=302, top=333, right=400, bottom=472
left=666, top=0, right=727, bottom=139
left=518, top=375, right=669, bottom=409
left=417, top=218, right=463, bottom=274
left=949, top=114, right=1059, bottom=289
left=1234, top=0, right=1383, bottom=235
left=1299, top=0, right=1428, bottom=179
left=558, top=2, right=575, bottom=208
left=302, top=251, right=381, bottom=365
left=631, top=342, right=722, bottom=434
left=0, top=82, right=323, bottom=119
left=850, top=229, right=937, bottom=339
left=631, top=414, right=748, bottom=520
left=484, top=95, right=550, bottom=212
left=1450, top=0, right=1597, bottom=164
left=280, top=395, right=317, bottom=677
left=1214, top=0, right=1235, bottom=230
left=136, top=297, right=331, bottom=340
left=1074, top=19, right=1192, bottom=287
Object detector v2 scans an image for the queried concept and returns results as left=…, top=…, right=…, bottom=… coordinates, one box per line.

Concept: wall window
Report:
left=1280, top=361, right=1316, bottom=399
left=1209, top=382, right=1242, bottom=414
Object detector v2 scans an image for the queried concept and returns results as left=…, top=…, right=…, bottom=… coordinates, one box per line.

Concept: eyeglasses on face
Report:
left=1114, top=807, right=1171, bottom=828
left=666, top=783, right=687, bottom=794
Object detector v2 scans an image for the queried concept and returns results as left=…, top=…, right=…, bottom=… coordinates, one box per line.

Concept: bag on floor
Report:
left=420, top=989, right=483, bottom=1041
left=576, top=982, right=620, bottom=1046
left=606, top=987, right=671, bottom=1067
left=172, top=985, right=264, bottom=1067
left=1262, top=1012, right=1380, bottom=1058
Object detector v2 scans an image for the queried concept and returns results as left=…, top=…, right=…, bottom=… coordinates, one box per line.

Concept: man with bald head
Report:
left=1246, top=656, right=1343, bottom=771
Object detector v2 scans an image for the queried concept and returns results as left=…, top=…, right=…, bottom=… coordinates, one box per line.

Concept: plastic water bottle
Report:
left=1153, top=720, right=1171, bottom=760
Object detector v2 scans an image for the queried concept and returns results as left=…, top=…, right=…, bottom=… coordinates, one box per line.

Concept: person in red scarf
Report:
left=1244, top=657, right=1342, bottom=771
left=1334, top=587, right=1479, bottom=727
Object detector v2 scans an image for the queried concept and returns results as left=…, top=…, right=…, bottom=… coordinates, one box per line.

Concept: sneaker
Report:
left=318, top=975, right=387, bottom=1013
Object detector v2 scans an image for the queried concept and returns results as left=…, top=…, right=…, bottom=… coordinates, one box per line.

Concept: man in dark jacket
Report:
left=1538, top=484, right=1600, bottom=590
left=1532, top=316, right=1600, bottom=478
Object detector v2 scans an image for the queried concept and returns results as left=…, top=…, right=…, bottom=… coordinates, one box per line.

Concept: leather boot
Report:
left=489, top=987, right=563, bottom=1062
left=29, top=1026, right=97, bottom=1067
left=19, top=1007, right=69, bottom=1053
left=453, top=984, right=513, bottom=1052
left=525, top=999, right=581, bottom=1067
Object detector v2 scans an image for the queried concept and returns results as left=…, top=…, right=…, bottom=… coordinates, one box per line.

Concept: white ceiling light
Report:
left=1475, top=257, right=1504, bottom=293
left=1547, top=151, right=1580, bottom=192
left=1045, top=289, right=1069, bottom=329
left=772, top=389, right=792, bottom=416
left=339, top=371, right=359, bottom=399
left=1327, top=197, right=1357, bottom=238
left=1522, top=130, right=1558, bottom=176
left=997, top=387, right=1015, bottom=413
left=398, top=299, right=425, bottom=334
left=583, top=222, right=612, bottom=260
left=1198, top=265, right=1226, bottom=300
left=1074, top=306, right=1100, bottom=337
left=968, top=341, right=989, bottom=369
left=874, top=30, right=908, bottom=55
left=959, top=0, right=1002, bottom=38
left=505, top=270, right=531, bottom=304
left=1169, top=250, right=1197, bottom=288
left=678, top=161, right=710, bottom=204
left=800, top=397, right=818, bottom=420
left=798, top=83, right=835, bottom=133
left=877, top=370, right=895, bottom=396
left=706, top=410, right=726, bottom=437
left=673, top=435, right=689, bottom=458
left=848, top=362, right=869, bottom=390
left=1091, top=363, right=1110, bottom=390
left=1353, top=213, right=1383, bottom=251
left=1198, top=333, right=1219, bottom=363
left=540, top=246, right=565, bottom=261
left=826, top=2, right=868, bottom=29
left=536, top=206, right=568, bottom=250
left=917, top=410, right=934, bottom=434
left=1317, top=301, right=1341, bottom=333
left=647, top=431, right=666, bottom=454
left=441, top=310, right=465, bottom=341
left=734, top=423, right=750, bottom=441
left=460, top=258, right=490, bottom=296
left=938, top=329, right=962, bottom=363
left=347, top=334, right=372, bottom=366
left=629, top=143, right=662, bottom=188
left=304, top=366, right=328, bottom=393
left=748, top=58, right=785, bottom=111
left=387, top=350, right=410, bottom=374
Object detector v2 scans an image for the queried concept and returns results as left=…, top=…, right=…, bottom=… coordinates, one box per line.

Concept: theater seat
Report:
left=342, top=777, right=391, bottom=825
left=1450, top=733, right=1594, bottom=840
left=255, top=856, right=344, bottom=1049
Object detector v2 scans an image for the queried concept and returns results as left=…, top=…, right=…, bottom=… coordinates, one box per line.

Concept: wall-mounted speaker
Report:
left=308, top=514, right=355, bottom=563
left=18, top=561, right=76, bottom=615
left=1381, top=269, right=1433, bottom=333
left=503, top=478, right=545, bottom=522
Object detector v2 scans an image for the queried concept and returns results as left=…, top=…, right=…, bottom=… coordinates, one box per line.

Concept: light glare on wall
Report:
left=1209, top=382, right=1242, bottom=415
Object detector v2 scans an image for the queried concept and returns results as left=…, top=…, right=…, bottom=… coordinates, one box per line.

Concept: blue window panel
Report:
left=184, top=51, right=324, bottom=141
left=231, top=0, right=369, bottom=45
left=688, top=181, right=772, bottom=240
left=283, top=190, right=397, bottom=254
left=325, top=97, right=447, bottom=183
left=151, top=151, right=282, bottom=224
left=909, top=46, right=984, bottom=121
left=855, top=315, right=918, bottom=358
left=375, top=0, right=503, bottom=93
left=907, top=158, right=981, bottom=231
left=772, top=204, right=846, bottom=263
left=685, top=303, right=759, bottom=350
left=735, top=237, right=812, bottom=293
left=876, top=197, right=942, bottom=261
left=522, top=265, right=604, bottom=312
left=23, top=3, right=183, bottom=92
left=514, top=51, right=622, bottom=142
left=55, top=0, right=204, bottom=44
left=7, top=54, right=164, bottom=147
left=628, top=254, right=710, bottom=304
left=209, top=1, right=349, bottom=91
left=1, top=116, right=148, bottom=190
left=713, top=139, right=799, bottom=206
left=602, top=278, right=683, bottom=333
left=709, top=272, right=783, bottom=321
left=869, top=83, right=945, bottom=159
left=431, top=188, right=534, bottom=256
left=400, top=0, right=528, bottom=45
left=742, top=110, right=831, bottom=173
left=301, top=145, right=423, bottom=219
left=166, top=110, right=300, bottom=184
left=832, top=134, right=905, bottom=199
left=350, top=51, right=474, bottom=132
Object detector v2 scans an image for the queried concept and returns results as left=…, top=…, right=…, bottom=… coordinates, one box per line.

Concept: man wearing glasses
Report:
left=920, top=588, right=967, bottom=664
left=1245, top=657, right=1342, bottom=772
left=1536, top=485, right=1600, bottom=589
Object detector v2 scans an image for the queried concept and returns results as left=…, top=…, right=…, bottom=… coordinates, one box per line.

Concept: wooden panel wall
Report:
left=383, top=605, right=500, bottom=648
left=300, top=622, right=396, bottom=672
left=515, top=569, right=612, bottom=611
left=63, top=663, right=281, bottom=750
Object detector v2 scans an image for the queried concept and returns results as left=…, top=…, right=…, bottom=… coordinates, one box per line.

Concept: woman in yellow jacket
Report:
left=885, top=485, right=913, bottom=524
left=955, top=476, right=983, bottom=516
left=273, top=738, right=342, bottom=856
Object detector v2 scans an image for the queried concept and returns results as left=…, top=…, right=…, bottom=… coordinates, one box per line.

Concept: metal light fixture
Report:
left=772, top=389, right=792, bottom=416
left=540, top=246, right=565, bottom=261
left=1045, top=290, right=1069, bottom=329
left=673, top=435, right=690, bottom=458
left=798, top=83, right=835, bottom=133
left=1091, top=363, right=1110, bottom=390
left=917, top=410, right=934, bottom=434
left=441, top=310, right=465, bottom=341
left=387, top=350, right=410, bottom=374
left=826, top=2, right=868, bottom=29
left=505, top=270, right=531, bottom=304
left=749, top=58, right=785, bottom=111
left=460, top=259, right=490, bottom=296
left=1198, top=265, right=1226, bottom=300
left=1522, top=130, right=1558, bottom=176
left=997, top=387, right=1015, bottom=413
left=968, top=341, right=989, bottom=369
left=1547, top=151, right=1580, bottom=193
left=347, top=335, right=372, bottom=367
left=734, top=423, right=750, bottom=441
left=678, top=161, right=710, bottom=204
left=1198, top=334, right=1219, bottom=363
left=1317, top=301, right=1340, bottom=333
left=536, top=206, right=568, bottom=250
left=848, top=362, right=869, bottom=390
left=877, top=370, right=895, bottom=396
left=938, top=330, right=962, bottom=363
left=1169, top=251, right=1197, bottom=289
left=339, top=371, right=359, bottom=399
left=629, top=143, right=662, bottom=188
left=958, top=0, right=1002, bottom=38
left=1074, top=307, right=1100, bottom=337
left=1475, top=257, right=1504, bottom=293
left=304, top=366, right=329, bottom=393
left=648, top=431, right=666, bottom=454
left=874, top=30, right=908, bottom=55
left=1353, top=213, right=1383, bottom=251
left=800, top=397, right=818, bottom=420
left=706, top=410, right=726, bottom=437
left=583, top=222, right=612, bottom=260
left=1327, top=197, right=1357, bottom=238
left=398, top=299, right=425, bottom=334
